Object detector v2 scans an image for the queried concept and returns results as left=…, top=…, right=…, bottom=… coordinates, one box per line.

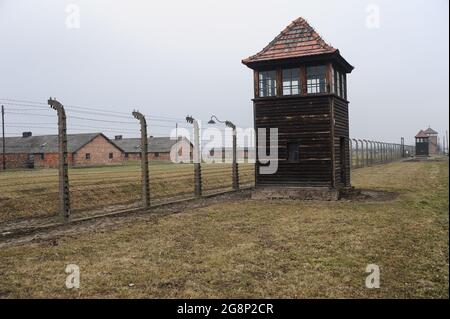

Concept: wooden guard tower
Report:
left=415, top=130, right=429, bottom=157
left=242, top=17, right=354, bottom=200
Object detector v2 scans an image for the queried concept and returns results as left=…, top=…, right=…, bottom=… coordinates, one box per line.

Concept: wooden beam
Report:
left=300, top=66, right=307, bottom=95
left=253, top=70, right=259, bottom=98
left=330, top=97, right=336, bottom=188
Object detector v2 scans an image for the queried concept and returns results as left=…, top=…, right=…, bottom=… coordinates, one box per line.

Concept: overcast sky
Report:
left=0, top=0, right=448, bottom=145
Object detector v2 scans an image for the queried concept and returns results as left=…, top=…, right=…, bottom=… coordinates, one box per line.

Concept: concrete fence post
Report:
left=369, top=140, right=374, bottom=165
left=380, top=142, right=383, bottom=163
left=231, top=126, right=239, bottom=191
left=363, top=139, right=369, bottom=166
left=386, top=143, right=390, bottom=162
left=374, top=142, right=378, bottom=163
left=401, top=138, right=405, bottom=158
left=186, top=116, right=202, bottom=197
left=358, top=139, right=364, bottom=167
left=1, top=105, right=5, bottom=170
left=48, top=98, right=71, bottom=223
left=132, top=111, right=150, bottom=209
left=352, top=139, right=359, bottom=168
left=379, top=142, right=383, bottom=163
left=387, top=143, right=390, bottom=162
left=349, top=139, right=353, bottom=169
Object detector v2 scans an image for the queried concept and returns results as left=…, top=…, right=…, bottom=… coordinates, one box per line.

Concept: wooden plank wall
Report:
left=333, top=97, right=351, bottom=187
left=254, top=96, right=332, bottom=186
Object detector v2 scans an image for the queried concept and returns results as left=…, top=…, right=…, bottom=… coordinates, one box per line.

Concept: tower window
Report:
left=334, top=69, right=340, bottom=96
left=259, top=71, right=277, bottom=97
left=282, top=68, right=300, bottom=95
left=85, top=153, right=91, bottom=160
left=109, top=152, right=114, bottom=159
left=307, top=65, right=327, bottom=94
left=333, top=68, right=346, bottom=99
left=287, top=142, right=300, bottom=162
left=331, top=66, right=335, bottom=94
left=342, top=73, right=347, bottom=99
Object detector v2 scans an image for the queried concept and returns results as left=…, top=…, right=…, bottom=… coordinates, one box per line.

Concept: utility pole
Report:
left=186, top=115, right=202, bottom=197
left=133, top=110, right=150, bottom=208
left=48, top=98, right=71, bottom=222
left=1, top=105, right=5, bottom=170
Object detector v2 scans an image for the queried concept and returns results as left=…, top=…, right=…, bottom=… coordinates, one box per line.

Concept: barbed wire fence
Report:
left=0, top=97, right=415, bottom=227
left=349, top=138, right=415, bottom=169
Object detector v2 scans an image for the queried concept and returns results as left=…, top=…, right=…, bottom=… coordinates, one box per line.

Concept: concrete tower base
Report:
left=251, top=186, right=346, bottom=201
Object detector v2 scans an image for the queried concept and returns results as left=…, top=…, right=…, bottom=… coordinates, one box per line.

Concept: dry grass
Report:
left=0, top=159, right=448, bottom=298
left=0, top=162, right=255, bottom=223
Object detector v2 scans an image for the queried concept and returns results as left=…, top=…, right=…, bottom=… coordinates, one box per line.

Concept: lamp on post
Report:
left=208, top=115, right=239, bottom=191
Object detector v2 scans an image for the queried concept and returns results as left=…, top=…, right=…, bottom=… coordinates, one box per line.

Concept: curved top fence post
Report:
left=132, top=110, right=150, bottom=209
left=48, top=98, right=71, bottom=223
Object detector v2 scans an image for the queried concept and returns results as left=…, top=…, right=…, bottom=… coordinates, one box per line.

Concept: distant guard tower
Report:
left=415, top=130, right=429, bottom=157
left=242, top=17, right=354, bottom=200
left=423, top=127, right=438, bottom=155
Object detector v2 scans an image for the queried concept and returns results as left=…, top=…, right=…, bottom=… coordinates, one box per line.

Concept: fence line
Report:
left=349, top=138, right=414, bottom=169
left=0, top=97, right=417, bottom=225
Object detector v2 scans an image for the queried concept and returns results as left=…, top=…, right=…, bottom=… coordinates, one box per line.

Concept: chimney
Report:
left=22, top=132, right=32, bottom=138
left=114, top=135, right=123, bottom=140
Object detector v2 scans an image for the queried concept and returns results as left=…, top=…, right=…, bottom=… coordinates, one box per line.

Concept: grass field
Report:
left=0, top=159, right=448, bottom=298
left=0, top=162, right=255, bottom=223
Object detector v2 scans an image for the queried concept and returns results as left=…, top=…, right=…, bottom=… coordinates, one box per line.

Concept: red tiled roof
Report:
left=424, top=127, right=438, bottom=135
left=415, top=130, right=429, bottom=138
left=242, top=17, right=337, bottom=65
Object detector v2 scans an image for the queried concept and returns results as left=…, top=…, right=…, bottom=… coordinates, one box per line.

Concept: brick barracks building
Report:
left=0, top=133, right=193, bottom=169
left=111, top=135, right=193, bottom=162
left=0, top=132, right=124, bottom=169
